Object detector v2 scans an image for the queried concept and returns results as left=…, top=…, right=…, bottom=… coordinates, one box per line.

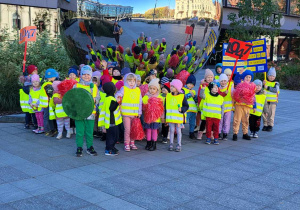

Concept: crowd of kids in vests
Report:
left=19, top=33, right=280, bottom=157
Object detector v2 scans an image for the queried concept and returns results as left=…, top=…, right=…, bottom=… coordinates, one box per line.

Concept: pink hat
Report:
left=52, top=81, right=61, bottom=92
left=31, top=74, right=40, bottom=82
left=204, top=68, right=214, bottom=79
left=170, top=79, right=183, bottom=93
left=183, top=56, right=188, bottom=62
left=115, top=80, right=124, bottom=90
left=101, top=45, right=105, bottom=49
left=162, top=38, right=166, bottom=42
left=92, top=70, right=101, bottom=78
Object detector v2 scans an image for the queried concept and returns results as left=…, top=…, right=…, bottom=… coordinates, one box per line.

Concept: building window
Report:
left=12, top=13, right=21, bottom=29
left=290, top=0, right=300, bottom=16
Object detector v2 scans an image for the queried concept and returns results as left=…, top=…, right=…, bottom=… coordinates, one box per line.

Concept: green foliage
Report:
left=277, top=61, right=300, bottom=90
left=144, top=7, right=174, bottom=19
left=0, top=30, right=74, bottom=112
left=80, top=19, right=113, bottom=38
left=227, top=0, right=282, bottom=41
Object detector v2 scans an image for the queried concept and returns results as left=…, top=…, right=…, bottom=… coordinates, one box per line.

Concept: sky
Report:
left=98, top=0, right=176, bottom=14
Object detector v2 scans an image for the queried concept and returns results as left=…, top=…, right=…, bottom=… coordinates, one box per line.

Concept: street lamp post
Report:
left=153, top=0, right=158, bottom=22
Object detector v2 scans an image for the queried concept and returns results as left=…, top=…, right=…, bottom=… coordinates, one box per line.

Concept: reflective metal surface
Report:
left=60, top=0, right=222, bottom=72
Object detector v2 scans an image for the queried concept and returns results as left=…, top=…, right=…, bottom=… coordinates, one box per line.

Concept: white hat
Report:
left=219, top=73, right=228, bottom=82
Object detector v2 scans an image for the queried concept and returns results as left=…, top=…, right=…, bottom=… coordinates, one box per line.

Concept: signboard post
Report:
left=224, top=38, right=253, bottom=90
left=19, top=26, right=37, bottom=72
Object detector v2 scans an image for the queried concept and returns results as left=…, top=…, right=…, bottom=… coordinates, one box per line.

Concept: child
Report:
left=99, top=82, right=122, bottom=156
left=232, top=69, right=256, bottom=141
left=200, top=82, right=224, bottom=145
left=29, top=74, right=44, bottom=134
left=196, top=69, right=214, bottom=139
left=218, top=73, right=233, bottom=141
left=111, top=67, right=123, bottom=85
left=165, top=79, right=189, bottom=152
left=115, top=73, right=142, bottom=151
left=136, top=75, right=142, bottom=87
left=160, top=82, right=170, bottom=144
left=124, top=47, right=134, bottom=72
left=214, top=63, right=222, bottom=81
left=262, top=67, right=280, bottom=132
left=51, top=81, right=71, bottom=140
left=249, top=79, right=268, bottom=138
left=40, top=68, right=58, bottom=137
left=74, top=65, right=100, bottom=157
left=143, top=78, right=164, bottom=151
left=68, top=68, right=79, bottom=82
left=19, top=65, right=38, bottom=129
left=182, top=75, right=197, bottom=139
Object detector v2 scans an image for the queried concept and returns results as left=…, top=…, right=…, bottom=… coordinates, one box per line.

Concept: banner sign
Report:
left=222, top=38, right=268, bottom=73
left=205, top=29, right=217, bottom=55
left=185, top=26, right=193, bottom=35
left=19, top=26, right=37, bottom=44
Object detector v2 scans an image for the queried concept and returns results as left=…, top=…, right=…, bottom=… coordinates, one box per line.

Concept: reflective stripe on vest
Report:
left=219, top=85, right=233, bottom=113
left=166, top=93, right=184, bottom=124
left=76, top=83, right=98, bottom=115
left=49, top=105, right=56, bottom=120
left=29, top=88, right=42, bottom=112
left=146, top=42, right=152, bottom=50
left=99, top=91, right=106, bottom=112
left=137, top=38, right=144, bottom=47
left=39, top=82, right=52, bottom=108
left=265, top=81, right=280, bottom=102
left=202, top=94, right=224, bottom=119
left=121, top=86, right=141, bottom=116
left=53, top=93, right=67, bottom=118
left=125, top=54, right=134, bottom=68
left=98, top=96, right=122, bottom=128
left=250, top=94, right=266, bottom=117
left=183, top=88, right=197, bottom=113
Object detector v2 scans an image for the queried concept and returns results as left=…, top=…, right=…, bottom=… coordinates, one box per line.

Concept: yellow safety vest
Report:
left=66, top=77, right=80, bottom=82
left=76, top=83, right=98, bottom=115
left=98, top=96, right=122, bottom=129
left=189, top=46, right=195, bottom=54
left=137, top=38, right=144, bottom=47
left=106, top=48, right=114, bottom=61
left=48, top=97, right=56, bottom=120
left=265, top=81, right=280, bottom=102
left=160, top=43, right=167, bottom=52
left=166, top=93, right=185, bottom=124
left=121, top=86, right=141, bottom=116
left=219, top=85, right=233, bottom=113
left=134, top=56, right=141, bottom=66
left=250, top=94, right=266, bottom=117
left=142, top=95, right=164, bottom=123
left=125, top=54, right=134, bottom=68
left=215, top=75, right=220, bottom=81
left=111, top=78, right=120, bottom=85
left=176, top=61, right=186, bottom=74
left=99, top=91, right=106, bottom=112
left=52, top=93, right=67, bottom=118
left=202, top=94, right=224, bottom=120
left=19, top=89, right=34, bottom=113
left=97, top=51, right=102, bottom=60
left=153, top=45, right=160, bottom=54
left=146, top=42, right=152, bottom=50
left=183, top=88, right=197, bottom=113
left=164, top=54, right=171, bottom=70
left=29, top=88, right=42, bottom=112
left=39, top=81, right=52, bottom=108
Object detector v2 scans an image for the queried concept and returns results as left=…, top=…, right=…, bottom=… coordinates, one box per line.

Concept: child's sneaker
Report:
left=50, top=130, right=58, bottom=137
left=130, top=141, right=138, bottom=150
left=206, top=138, right=211, bottom=145
left=56, top=132, right=63, bottom=140
left=33, top=125, right=38, bottom=130
left=66, top=130, right=71, bottom=139
left=37, top=128, right=44, bottom=134
left=189, top=132, right=196, bottom=139
left=266, top=126, right=273, bottom=132
left=214, top=139, right=219, bottom=145
left=232, top=134, right=238, bottom=141
left=105, top=150, right=118, bottom=156
left=197, top=131, right=203, bottom=140
left=45, top=130, right=52, bottom=136
left=168, top=143, right=173, bottom=151
left=87, top=146, right=97, bottom=156
left=24, top=124, right=30, bottom=129
left=124, top=145, right=130, bottom=152
left=32, top=128, right=39, bottom=133
left=76, top=147, right=83, bottom=157
left=242, top=134, right=251, bottom=140
left=113, top=147, right=119, bottom=154
left=253, top=132, right=258, bottom=138
left=262, top=126, right=268, bottom=131
left=162, top=137, right=168, bottom=144
left=218, top=133, right=222, bottom=140
left=223, top=133, right=228, bottom=141
left=175, top=144, right=181, bottom=152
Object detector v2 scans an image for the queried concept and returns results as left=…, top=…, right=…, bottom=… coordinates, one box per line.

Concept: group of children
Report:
left=19, top=34, right=280, bottom=157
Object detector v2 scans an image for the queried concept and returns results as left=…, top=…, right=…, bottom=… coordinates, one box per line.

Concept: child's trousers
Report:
left=75, top=119, right=94, bottom=148
left=43, top=107, right=55, bottom=131
left=146, top=129, right=158, bottom=141
left=25, top=112, right=37, bottom=126
left=169, top=123, right=182, bottom=146
left=186, top=112, right=196, bottom=133
left=219, top=111, right=231, bottom=134
left=35, top=112, right=44, bottom=128
left=123, top=116, right=135, bottom=146
left=206, top=117, right=220, bottom=139
left=233, top=105, right=250, bottom=135
left=161, top=123, right=169, bottom=138
left=262, top=103, right=277, bottom=127
left=57, top=117, right=70, bottom=133
left=106, top=125, right=119, bottom=151
left=249, top=114, right=261, bottom=132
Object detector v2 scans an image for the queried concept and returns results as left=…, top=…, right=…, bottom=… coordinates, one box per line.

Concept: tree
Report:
left=227, top=0, right=282, bottom=41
